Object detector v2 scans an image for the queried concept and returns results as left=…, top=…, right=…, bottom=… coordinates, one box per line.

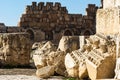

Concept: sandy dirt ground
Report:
left=0, top=69, right=64, bottom=80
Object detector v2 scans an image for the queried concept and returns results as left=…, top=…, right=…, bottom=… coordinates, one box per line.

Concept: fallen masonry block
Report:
left=36, top=66, right=54, bottom=78
left=0, top=33, right=31, bottom=67
left=86, top=54, right=115, bottom=80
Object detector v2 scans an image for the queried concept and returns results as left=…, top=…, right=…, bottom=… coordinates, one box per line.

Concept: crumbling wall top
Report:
left=86, top=4, right=98, bottom=17
left=0, top=23, right=5, bottom=27
left=26, top=2, right=68, bottom=14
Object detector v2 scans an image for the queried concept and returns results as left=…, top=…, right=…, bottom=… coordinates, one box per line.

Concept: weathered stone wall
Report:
left=18, top=2, right=98, bottom=42
left=0, top=33, right=31, bottom=66
left=96, top=7, right=120, bottom=35
left=26, top=28, right=45, bottom=42
left=34, top=29, right=45, bottom=42
left=0, top=2, right=98, bottom=43
left=6, top=27, right=25, bottom=33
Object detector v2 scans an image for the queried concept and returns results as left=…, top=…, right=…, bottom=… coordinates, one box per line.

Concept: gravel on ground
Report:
left=0, top=69, right=64, bottom=80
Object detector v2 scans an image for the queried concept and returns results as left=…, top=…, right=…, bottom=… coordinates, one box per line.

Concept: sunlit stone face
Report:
left=103, top=0, right=120, bottom=9
left=103, top=0, right=115, bottom=9
left=115, top=0, right=120, bottom=7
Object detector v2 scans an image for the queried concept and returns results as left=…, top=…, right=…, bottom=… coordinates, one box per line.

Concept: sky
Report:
left=0, top=0, right=100, bottom=26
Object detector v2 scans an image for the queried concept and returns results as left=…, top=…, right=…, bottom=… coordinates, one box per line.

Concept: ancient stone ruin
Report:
left=32, top=36, right=80, bottom=78
left=1, top=0, right=120, bottom=80
left=31, top=0, right=120, bottom=79
left=65, top=34, right=116, bottom=80
left=0, top=2, right=98, bottom=43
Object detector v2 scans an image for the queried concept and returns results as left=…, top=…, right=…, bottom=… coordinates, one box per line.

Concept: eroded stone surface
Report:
left=32, top=41, right=66, bottom=78
left=36, top=66, right=54, bottom=78
left=65, top=34, right=116, bottom=79
left=33, top=41, right=56, bottom=69
left=0, top=33, right=31, bottom=66
left=58, top=36, right=80, bottom=53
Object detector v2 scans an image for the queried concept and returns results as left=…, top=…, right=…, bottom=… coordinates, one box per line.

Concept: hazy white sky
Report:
left=0, top=0, right=100, bottom=26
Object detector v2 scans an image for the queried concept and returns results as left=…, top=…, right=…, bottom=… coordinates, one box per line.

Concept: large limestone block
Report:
left=0, top=33, right=31, bottom=66
left=96, top=8, right=119, bottom=35
left=58, top=36, right=79, bottom=53
left=65, top=53, right=77, bottom=69
left=33, top=55, right=47, bottom=69
left=48, top=51, right=66, bottom=76
left=86, top=55, right=115, bottom=80
left=36, top=66, right=54, bottom=78
left=65, top=53, right=79, bottom=77
left=58, top=36, right=70, bottom=52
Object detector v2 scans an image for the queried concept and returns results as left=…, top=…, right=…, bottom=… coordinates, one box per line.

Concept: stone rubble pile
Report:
left=32, top=34, right=116, bottom=79
left=32, top=36, right=80, bottom=78
left=65, top=33, right=116, bottom=80
left=32, top=41, right=65, bottom=78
